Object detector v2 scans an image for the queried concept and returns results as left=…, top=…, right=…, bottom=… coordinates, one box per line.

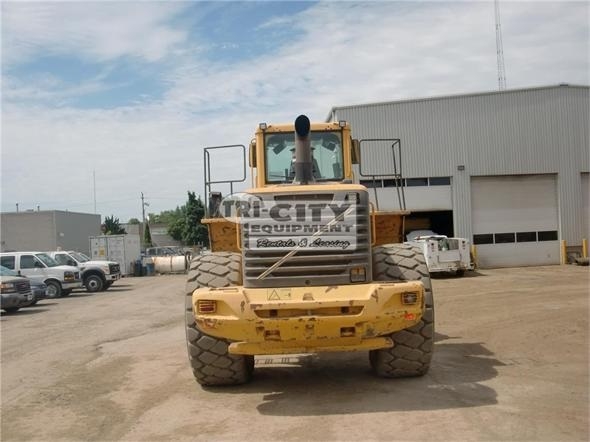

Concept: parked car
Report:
left=0, top=264, right=46, bottom=306
left=0, top=252, right=82, bottom=298
left=406, top=230, right=473, bottom=276
left=29, top=279, right=48, bottom=305
left=0, top=266, right=34, bottom=313
left=48, top=251, right=121, bottom=293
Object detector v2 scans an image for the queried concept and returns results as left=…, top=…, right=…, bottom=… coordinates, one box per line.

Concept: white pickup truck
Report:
left=49, top=251, right=121, bottom=292
left=406, top=230, right=473, bottom=276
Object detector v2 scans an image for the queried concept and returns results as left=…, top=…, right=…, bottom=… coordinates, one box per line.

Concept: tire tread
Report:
left=370, top=243, right=435, bottom=378
left=185, top=252, right=253, bottom=386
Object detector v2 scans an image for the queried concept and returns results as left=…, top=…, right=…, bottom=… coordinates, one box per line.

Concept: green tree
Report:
left=168, top=215, right=186, bottom=242
left=150, top=207, right=184, bottom=226
left=144, top=223, right=153, bottom=247
left=104, top=215, right=127, bottom=235
left=128, top=218, right=141, bottom=224
left=182, top=191, right=208, bottom=247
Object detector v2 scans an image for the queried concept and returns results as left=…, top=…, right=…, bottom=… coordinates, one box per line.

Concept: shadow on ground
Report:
left=431, top=270, right=486, bottom=280
left=1, top=307, right=50, bottom=316
left=205, top=333, right=502, bottom=416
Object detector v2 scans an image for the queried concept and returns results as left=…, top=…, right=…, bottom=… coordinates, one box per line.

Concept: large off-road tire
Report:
left=369, top=243, right=434, bottom=378
left=184, top=252, right=254, bottom=386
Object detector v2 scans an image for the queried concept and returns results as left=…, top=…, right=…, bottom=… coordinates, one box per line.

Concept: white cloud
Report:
left=1, top=2, right=189, bottom=65
left=1, top=1, right=588, bottom=222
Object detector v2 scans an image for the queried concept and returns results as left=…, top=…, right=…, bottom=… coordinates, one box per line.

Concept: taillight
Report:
left=197, top=300, right=217, bottom=314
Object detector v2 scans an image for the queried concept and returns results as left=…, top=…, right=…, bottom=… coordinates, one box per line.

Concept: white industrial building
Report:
left=328, top=84, right=589, bottom=268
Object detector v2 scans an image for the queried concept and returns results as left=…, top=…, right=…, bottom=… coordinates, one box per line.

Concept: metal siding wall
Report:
left=334, top=86, right=589, bottom=245
left=452, top=173, right=472, bottom=240
left=0, top=212, right=56, bottom=251
left=54, top=212, right=101, bottom=255
left=554, top=88, right=589, bottom=244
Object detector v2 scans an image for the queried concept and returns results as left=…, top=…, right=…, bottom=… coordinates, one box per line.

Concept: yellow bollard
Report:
left=560, top=240, right=567, bottom=265
left=470, top=244, right=478, bottom=269
left=583, top=239, right=588, bottom=258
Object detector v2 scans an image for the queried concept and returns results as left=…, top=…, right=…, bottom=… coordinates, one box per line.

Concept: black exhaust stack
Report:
left=293, top=114, right=313, bottom=184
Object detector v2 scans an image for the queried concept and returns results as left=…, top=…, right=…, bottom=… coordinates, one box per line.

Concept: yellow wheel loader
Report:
left=185, top=115, right=434, bottom=386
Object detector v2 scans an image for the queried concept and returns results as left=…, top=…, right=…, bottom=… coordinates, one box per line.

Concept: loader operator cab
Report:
left=263, top=131, right=345, bottom=184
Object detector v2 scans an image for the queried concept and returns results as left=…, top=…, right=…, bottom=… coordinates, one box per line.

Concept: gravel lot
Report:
left=1, top=265, right=588, bottom=441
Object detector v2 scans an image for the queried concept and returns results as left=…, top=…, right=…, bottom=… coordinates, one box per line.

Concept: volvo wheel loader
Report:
left=185, top=115, right=434, bottom=386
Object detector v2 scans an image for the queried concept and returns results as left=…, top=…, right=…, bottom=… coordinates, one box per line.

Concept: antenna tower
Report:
left=494, top=0, right=507, bottom=90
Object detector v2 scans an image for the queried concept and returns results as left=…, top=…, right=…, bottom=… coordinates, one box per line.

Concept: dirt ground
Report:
left=1, top=265, right=588, bottom=441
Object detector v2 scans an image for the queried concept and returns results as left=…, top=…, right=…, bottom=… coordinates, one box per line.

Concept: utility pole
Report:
left=495, top=0, right=507, bottom=90
left=93, top=170, right=97, bottom=214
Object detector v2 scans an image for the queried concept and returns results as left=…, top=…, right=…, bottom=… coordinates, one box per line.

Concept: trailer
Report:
left=89, top=234, right=141, bottom=276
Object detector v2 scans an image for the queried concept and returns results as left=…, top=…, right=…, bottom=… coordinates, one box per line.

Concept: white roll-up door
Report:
left=471, top=175, right=559, bottom=268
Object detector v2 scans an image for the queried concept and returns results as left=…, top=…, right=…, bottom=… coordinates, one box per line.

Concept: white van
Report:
left=0, top=252, right=83, bottom=298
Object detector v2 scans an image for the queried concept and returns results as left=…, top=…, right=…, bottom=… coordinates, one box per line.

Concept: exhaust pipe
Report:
left=293, top=114, right=313, bottom=184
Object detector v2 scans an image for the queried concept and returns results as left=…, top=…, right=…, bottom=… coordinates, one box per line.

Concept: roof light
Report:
left=259, top=123, right=267, bottom=130
left=338, top=120, right=347, bottom=128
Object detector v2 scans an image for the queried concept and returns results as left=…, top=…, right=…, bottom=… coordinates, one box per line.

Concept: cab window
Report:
left=54, top=253, right=75, bottom=266
left=264, top=131, right=344, bottom=183
left=21, top=255, right=43, bottom=269
left=1, top=256, right=15, bottom=270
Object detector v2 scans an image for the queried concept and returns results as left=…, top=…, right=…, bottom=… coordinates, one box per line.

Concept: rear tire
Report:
left=370, top=243, right=434, bottom=378
left=45, top=280, right=62, bottom=298
left=185, top=252, right=254, bottom=386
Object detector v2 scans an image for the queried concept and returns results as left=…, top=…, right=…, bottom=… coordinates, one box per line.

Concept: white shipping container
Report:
left=89, top=234, right=141, bottom=275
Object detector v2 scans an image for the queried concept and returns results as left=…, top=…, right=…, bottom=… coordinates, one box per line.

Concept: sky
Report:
left=1, top=0, right=588, bottom=223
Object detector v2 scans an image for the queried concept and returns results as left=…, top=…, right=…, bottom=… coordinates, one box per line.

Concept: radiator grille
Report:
left=15, top=280, right=31, bottom=294
left=242, top=190, right=371, bottom=288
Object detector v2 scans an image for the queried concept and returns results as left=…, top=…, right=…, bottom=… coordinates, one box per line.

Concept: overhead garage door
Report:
left=583, top=173, right=589, bottom=241
left=471, top=175, right=559, bottom=268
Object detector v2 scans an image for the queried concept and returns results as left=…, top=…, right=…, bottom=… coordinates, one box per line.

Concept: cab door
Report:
left=18, top=255, right=47, bottom=284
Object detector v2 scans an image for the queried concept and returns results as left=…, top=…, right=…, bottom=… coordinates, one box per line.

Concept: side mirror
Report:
left=249, top=139, right=257, bottom=167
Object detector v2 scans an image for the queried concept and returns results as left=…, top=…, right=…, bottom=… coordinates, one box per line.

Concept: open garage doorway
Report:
left=404, top=210, right=454, bottom=239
